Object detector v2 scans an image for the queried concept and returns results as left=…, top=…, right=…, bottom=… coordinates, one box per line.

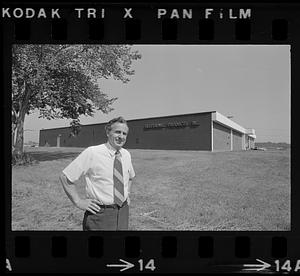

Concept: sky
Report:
left=24, top=45, right=291, bottom=143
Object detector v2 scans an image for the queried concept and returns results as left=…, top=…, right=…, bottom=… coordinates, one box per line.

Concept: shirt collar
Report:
left=105, top=142, right=122, bottom=157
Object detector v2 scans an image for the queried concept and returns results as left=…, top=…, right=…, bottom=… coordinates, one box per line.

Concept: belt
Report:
left=98, top=200, right=127, bottom=209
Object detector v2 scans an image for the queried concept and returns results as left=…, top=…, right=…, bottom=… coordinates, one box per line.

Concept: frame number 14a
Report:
left=244, top=259, right=300, bottom=273
left=275, top=260, right=300, bottom=273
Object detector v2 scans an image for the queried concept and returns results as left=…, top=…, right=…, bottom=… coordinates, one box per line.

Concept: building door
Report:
left=57, top=134, right=61, bottom=147
left=213, top=122, right=231, bottom=151
left=232, top=130, right=243, bottom=151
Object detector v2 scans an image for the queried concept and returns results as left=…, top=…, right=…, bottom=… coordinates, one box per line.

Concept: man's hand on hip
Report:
left=76, top=198, right=102, bottom=214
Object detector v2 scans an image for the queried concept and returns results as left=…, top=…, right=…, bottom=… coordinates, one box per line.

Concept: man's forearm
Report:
left=59, top=174, right=81, bottom=206
left=128, top=179, right=133, bottom=194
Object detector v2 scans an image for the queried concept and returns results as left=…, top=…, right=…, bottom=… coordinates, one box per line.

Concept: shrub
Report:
left=12, top=152, right=38, bottom=166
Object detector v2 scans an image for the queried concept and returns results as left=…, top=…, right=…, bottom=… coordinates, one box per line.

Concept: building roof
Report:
left=212, top=112, right=256, bottom=138
left=40, top=110, right=256, bottom=139
left=40, top=111, right=216, bottom=131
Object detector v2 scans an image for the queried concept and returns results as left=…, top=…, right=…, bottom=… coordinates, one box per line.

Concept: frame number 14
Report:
left=138, top=259, right=156, bottom=271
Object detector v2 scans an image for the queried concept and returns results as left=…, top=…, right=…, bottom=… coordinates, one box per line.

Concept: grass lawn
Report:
left=11, top=146, right=290, bottom=231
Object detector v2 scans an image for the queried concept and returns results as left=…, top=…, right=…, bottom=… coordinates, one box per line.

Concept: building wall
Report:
left=126, top=113, right=212, bottom=150
left=39, top=124, right=107, bottom=147
left=232, top=130, right=243, bottom=150
left=39, top=112, right=213, bottom=151
left=213, top=122, right=231, bottom=151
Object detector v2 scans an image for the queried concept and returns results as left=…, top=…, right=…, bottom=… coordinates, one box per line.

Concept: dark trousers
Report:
left=83, top=201, right=129, bottom=231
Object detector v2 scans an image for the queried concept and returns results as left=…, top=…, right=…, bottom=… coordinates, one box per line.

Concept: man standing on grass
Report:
left=59, top=117, right=135, bottom=231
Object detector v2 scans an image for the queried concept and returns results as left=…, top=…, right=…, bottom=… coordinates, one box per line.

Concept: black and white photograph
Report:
left=11, top=44, right=291, bottom=231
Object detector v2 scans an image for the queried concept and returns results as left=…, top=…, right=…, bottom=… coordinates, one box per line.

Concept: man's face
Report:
left=107, top=122, right=129, bottom=150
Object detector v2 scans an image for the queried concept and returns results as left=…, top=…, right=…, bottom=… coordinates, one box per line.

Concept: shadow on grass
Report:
left=28, top=151, right=80, bottom=162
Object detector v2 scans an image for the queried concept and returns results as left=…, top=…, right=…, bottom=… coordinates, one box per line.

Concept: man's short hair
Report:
left=105, top=117, right=128, bottom=133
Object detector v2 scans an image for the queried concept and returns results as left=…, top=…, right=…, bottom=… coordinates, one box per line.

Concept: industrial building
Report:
left=39, top=111, right=256, bottom=151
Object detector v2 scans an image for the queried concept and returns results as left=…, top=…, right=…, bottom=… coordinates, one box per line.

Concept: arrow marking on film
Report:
left=106, top=259, right=135, bottom=272
left=243, top=259, right=271, bottom=271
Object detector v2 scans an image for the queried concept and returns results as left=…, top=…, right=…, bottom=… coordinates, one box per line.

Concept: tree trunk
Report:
left=12, top=124, right=17, bottom=152
left=13, top=114, right=25, bottom=156
left=12, top=82, right=31, bottom=156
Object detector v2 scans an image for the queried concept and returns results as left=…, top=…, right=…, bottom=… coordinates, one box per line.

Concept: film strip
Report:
left=3, top=0, right=299, bottom=274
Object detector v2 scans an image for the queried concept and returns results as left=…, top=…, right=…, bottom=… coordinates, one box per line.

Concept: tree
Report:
left=12, top=45, right=141, bottom=156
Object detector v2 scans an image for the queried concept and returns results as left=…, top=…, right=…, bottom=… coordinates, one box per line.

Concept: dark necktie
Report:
left=113, top=150, right=125, bottom=206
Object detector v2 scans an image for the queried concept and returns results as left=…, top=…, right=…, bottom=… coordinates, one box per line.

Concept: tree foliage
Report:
left=12, top=44, right=141, bottom=156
